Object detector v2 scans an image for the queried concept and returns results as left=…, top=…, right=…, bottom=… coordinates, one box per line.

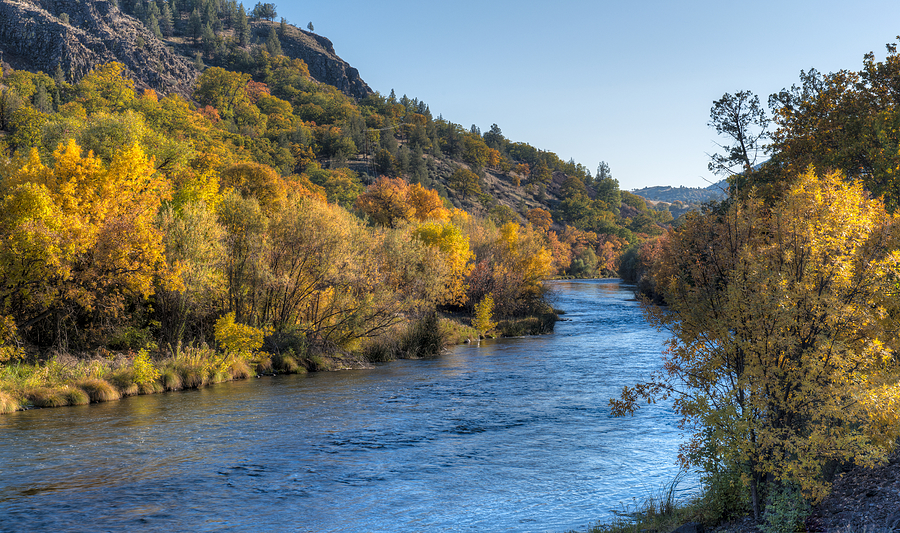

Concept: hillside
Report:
left=0, top=0, right=675, bottom=294
left=631, top=180, right=726, bottom=204
left=0, top=0, right=368, bottom=99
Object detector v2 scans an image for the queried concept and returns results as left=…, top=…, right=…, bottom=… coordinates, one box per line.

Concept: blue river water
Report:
left=0, top=280, right=692, bottom=532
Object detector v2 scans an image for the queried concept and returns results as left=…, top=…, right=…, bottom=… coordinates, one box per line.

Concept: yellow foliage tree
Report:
left=73, top=62, right=136, bottom=114
left=414, top=220, right=473, bottom=306
left=473, top=294, right=497, bottom=336
left=0, top=140, right=172, bottom=345
left=613, top=169, right=900, bottom=515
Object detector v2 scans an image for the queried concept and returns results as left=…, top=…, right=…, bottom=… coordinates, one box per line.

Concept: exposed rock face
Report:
left=0, top=1, right=373, bottom=101
left=0, top=0, right=199, bottom=97
left=257, top=22, right=372, bottom=100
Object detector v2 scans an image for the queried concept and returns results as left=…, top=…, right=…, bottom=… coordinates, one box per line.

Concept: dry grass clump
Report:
left=160, top=368, right=183, bottom=391
left=27, top=388, right=68, bottom=408
left=107, top=369, right=140, bottom=396
left=209, top=369, right=230, bottom=384
left=272, top=352, right=301, bottom=373
left=138, top=380, right=165, bottom=394
left=0, top=390, right=19, bottom=413
left=61, top=386, right=90, bottom=406
left=255, top=353, right=273, bottom=374
left=229, top=357, right=252, bottom=380
left=177, top=363, right=208, bottom=389
left=77, top=379, right=122, bottom=402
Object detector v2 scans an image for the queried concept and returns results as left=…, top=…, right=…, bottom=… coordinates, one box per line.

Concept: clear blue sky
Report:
left=279, top=1, right=900, bottom=190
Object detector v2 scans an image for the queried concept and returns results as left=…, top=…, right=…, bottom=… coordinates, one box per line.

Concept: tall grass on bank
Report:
left=580, top=471, right=700, bottom=533
left=363, top=314, right=450, bottom=362
left=0, top=344, right=261, bottom=413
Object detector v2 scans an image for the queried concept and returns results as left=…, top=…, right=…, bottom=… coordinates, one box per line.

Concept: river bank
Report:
left=0, top=280, right=688, bottom=532
left=0, top=309, right=558, bottom=415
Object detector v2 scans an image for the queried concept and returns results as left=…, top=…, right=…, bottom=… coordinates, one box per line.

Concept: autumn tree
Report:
left=613, top=169, right=900, bottom=517
left=354, top=176, right=415, bottom=228
left=0, top=140, right=172, bottom=346
left=221, top=162, right=286, bottom=212
left=193, top=67, right=253, bottom=121
left=72, top=62, right=136, bottom=114
left=526, top=207, right=552, bottom=232
left=414, top=220, right=472, bottom=306
left=466, top=222, right=553, bottom=317
left=354, top=177, right=447, bottom=228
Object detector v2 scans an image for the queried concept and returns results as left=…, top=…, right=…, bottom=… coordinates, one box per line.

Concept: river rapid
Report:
left=0, top=280, right=691, bottom=533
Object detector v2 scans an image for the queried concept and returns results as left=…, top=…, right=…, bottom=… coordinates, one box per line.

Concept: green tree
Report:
left=266, top=26, right=283, bottom=56
left=189, top=8, right=203, bottom=44
left=251, top=1, right=276, bottom=20
left=235, top=3, right=251, bottom=46
left=708, top=90, right=769, bottom=178
left=449, top=167, right=481, bottom=197
left=159, top=2, right=175, bottom=36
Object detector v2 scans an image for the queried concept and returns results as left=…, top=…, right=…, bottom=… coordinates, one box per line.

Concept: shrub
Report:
left=132, top=349, right=161, bottom=385
left=761, top=485, right=811, bottom=533
left=214, top=312, right=265, bottom=359
left=473, top=295, right=497, bottom=337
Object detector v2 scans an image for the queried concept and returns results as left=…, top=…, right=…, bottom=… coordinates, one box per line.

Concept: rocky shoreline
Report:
left=807, top=448, right=900, bottom=532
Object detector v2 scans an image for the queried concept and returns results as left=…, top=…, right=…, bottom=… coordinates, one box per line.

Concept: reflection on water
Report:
left=0, top=280, right=690, bottom=533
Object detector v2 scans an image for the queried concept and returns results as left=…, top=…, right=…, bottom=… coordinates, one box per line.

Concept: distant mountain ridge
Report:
left=631, top=179, right=727, bottom=205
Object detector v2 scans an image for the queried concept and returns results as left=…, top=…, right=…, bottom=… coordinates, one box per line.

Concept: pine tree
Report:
left=159, top=2, right=174, bottom=36
left=147, top=12, right=162, bottom=38
left=266, top=26, right=282, bottom=56
left=235, top=3, right=250, bottom=46
left=201, top=22, right=217, bottom=57
left=189, top=8, right=202, bottom=44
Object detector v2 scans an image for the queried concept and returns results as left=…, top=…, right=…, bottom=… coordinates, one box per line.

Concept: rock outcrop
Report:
left=0, top=0, right=199, bottom=97
left=255, top=21, right=372, bottom=100
left=0, top=1, right=372, bottom=101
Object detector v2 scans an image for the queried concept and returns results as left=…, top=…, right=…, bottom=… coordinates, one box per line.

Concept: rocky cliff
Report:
left=0, top=0, right=198, bottom=96
left=0, top=0, right=372, bottom=100
left=254, top=21, right=372, bottom=100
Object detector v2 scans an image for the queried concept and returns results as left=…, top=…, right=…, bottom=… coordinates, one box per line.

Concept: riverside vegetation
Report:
left=0, top=3, right=664, bottom=414
left=614, top=37, right=900, bottom=533
left=5, top=4, right=899, bottom=533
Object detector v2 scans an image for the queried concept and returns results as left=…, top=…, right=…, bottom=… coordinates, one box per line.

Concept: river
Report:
left=0, top=280, right=691, bottom=533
